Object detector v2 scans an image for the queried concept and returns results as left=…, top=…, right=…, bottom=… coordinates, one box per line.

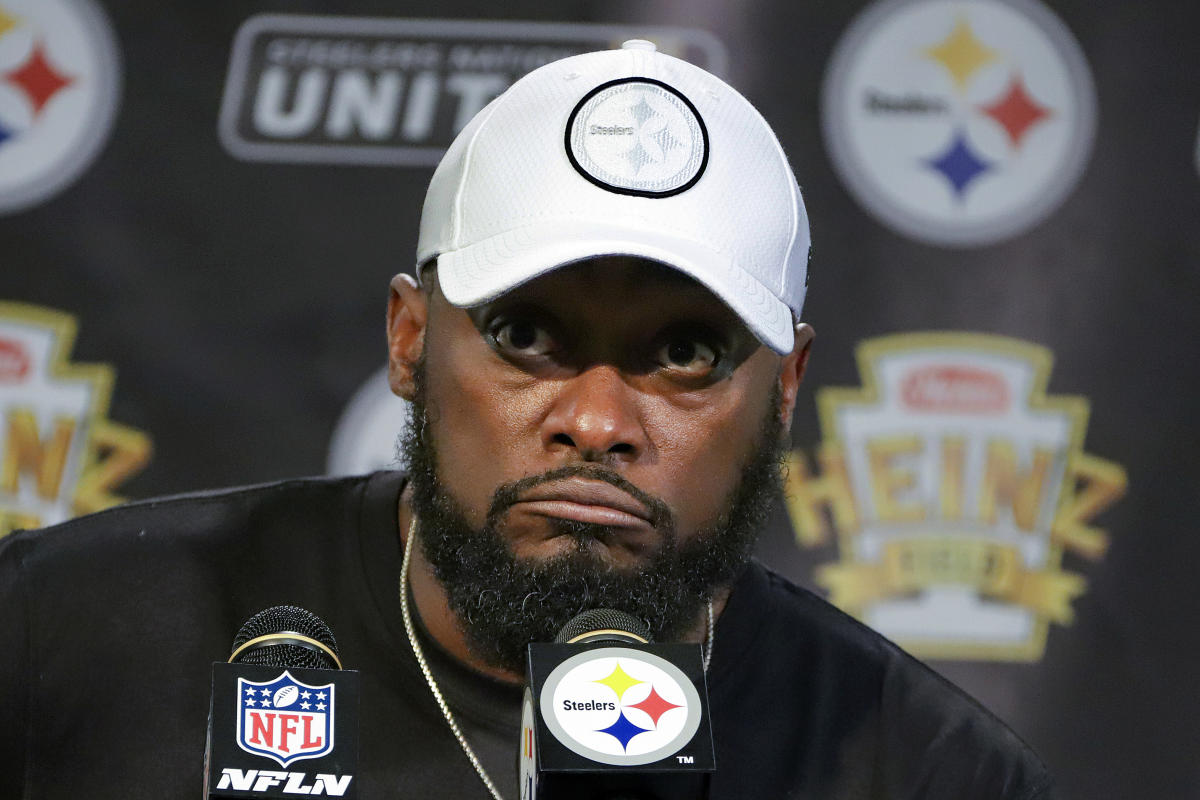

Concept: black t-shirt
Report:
left=0, top=472, right=1056, bottom=799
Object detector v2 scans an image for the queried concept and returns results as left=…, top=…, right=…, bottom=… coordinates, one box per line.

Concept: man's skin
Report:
left=385, top=256, right=814, bottom=684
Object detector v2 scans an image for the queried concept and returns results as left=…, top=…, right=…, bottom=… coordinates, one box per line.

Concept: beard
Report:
left=402, top=360, right=786, bottom=674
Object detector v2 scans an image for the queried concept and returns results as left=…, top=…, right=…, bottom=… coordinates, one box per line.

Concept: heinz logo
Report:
left=901, top=365, right=1009, bottom=413
left=0, top=339, right=30, bottom=382
left=237, top=671, right=334, bottom=766
left=786, top=333, right=1128, bottom=662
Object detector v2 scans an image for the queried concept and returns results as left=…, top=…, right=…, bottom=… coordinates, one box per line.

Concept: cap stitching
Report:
left=767, top=124, right=801, bottom=306
left=451, top=92, right=507, bottom=250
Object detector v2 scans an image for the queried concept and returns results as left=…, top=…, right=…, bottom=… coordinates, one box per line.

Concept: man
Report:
left=0, top=41, right=1055, bottom=798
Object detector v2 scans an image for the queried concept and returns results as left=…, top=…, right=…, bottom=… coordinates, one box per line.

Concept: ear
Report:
left=776, top=323, right=815, bottom=435
left=387, top=272, right=428, bottom=401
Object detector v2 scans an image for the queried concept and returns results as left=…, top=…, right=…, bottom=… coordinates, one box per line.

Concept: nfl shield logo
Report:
left=236, top=670, right=335, bottom=766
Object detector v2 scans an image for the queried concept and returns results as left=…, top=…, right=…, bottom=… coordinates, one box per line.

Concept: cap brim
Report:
left=434, top=220, right=796, bottom=354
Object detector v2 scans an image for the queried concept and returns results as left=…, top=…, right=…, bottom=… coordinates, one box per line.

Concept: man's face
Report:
left=398, top=257, right=795, bottom=670
left=417, top=258, right=785, bottom=559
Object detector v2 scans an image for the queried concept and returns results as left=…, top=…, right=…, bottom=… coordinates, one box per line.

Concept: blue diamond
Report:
left=925, top=129, right=992, bottom=200
left=0, top=121, right=12, bottom=148
left=596, top=710, right=650, bottom=752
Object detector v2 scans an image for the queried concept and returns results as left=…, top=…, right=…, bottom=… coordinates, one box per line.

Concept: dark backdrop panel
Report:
left=1, top=2, right=1197, bottom=797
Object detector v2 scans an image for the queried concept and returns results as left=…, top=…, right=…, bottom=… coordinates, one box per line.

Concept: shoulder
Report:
left=0, top=472, right=400, bottom=796
left=1, top=473, right=379, bottom=563
left=0, top=469, right=405, bottom=672
left=719, top=560, right=904, bottom=677
left=718, top=562, right=1057, bottom=799
left=0, top=472, right=404, bottom=612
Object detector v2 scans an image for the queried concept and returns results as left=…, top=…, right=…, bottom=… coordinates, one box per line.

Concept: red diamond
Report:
left=979, top=74, right=1051, bottom=148
left=5, top=41, right=75, bottom=118
left=627, top=686, right=682, bottom=728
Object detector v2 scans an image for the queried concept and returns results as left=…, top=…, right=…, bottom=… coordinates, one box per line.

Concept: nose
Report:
left=542, top=365, right=648, bottom=462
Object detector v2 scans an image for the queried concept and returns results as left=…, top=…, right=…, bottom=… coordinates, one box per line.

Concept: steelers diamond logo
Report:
left=822, top=0, right=1096, bottom=246
left=0, top=0, right=121, bottom=214
left=540, top=648, right=701, bottom=766
left=566, top=78, right=708, bottom=197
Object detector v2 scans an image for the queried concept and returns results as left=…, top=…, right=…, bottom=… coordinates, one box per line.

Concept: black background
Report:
left=2, top=2, right=1198, bottom=797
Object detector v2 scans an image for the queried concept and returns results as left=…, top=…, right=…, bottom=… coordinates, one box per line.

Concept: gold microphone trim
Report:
left=228, top=632, right=343, bottom=669
left=566, top=628, right=649, bottom=644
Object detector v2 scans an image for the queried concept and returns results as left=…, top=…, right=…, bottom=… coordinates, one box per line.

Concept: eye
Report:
left=655, top=335, right=720, bottom=377
left=489, top=317, right=558, bottom=357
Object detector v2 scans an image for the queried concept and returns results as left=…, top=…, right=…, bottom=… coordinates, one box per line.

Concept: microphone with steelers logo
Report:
left=521, top=609, right=715, bottom=800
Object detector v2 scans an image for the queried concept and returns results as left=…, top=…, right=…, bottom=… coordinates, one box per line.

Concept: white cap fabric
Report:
left=417, top=39, right=809, bottom=354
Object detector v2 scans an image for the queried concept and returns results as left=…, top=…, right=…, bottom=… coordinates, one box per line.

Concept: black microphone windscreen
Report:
left=554, top=608, right=652, bottom=644
left=230, top=605, right=339, bottom=669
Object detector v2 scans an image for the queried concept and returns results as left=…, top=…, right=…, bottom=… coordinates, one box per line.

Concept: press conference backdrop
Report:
left=1, top=1, right=1196, bottom=797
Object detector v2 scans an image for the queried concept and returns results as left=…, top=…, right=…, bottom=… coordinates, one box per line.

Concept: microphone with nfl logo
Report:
left=204, top=606, right=361, bottom=798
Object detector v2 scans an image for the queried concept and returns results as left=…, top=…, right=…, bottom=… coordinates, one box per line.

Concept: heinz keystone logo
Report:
left=219, top=16, right=725, bottom=167
left=786, top=333, right=1127, bottom=661
left=0, top=303, right=151, bottom=538
left=822, top=0, right=1096, bottom=246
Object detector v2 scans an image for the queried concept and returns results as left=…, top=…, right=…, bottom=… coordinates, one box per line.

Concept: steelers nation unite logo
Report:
left=0, top=0, right=121, bottom=214
left=540, top=649, right=701, bottom=766
left=822, top=0, right=1096, bottom=246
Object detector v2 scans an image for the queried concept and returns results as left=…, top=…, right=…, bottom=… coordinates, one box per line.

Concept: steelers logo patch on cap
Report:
left=566, top=78, right=708, bottom=198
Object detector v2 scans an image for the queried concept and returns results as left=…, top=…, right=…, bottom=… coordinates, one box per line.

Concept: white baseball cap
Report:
left=417, top=39, right=810, bottom=354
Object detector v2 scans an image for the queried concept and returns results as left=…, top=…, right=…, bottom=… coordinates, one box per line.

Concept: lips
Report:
left=511, top=479, right=654, bottom=528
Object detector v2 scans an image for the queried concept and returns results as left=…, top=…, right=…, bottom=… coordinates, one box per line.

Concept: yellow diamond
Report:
left=0, top=6, right=21, bottom=38
left=923, top=17, right=998, bottom=90
left=594, top=663, right=643, bottom=700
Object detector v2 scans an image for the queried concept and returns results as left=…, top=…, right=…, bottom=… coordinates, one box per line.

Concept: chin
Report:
left=512, top=520, right=660, bottom=569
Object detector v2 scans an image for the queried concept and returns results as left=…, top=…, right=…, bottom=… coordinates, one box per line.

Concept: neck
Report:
left=397, top=484, right=727, bottom=684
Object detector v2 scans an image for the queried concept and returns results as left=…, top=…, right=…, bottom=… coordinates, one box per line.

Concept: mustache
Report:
left=485, top=464, right=675, bottom=532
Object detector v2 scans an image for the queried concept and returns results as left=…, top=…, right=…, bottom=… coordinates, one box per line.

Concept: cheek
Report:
left=641, top=380, right=774, bottom=530
left=423, top=351, right=550, bottom=520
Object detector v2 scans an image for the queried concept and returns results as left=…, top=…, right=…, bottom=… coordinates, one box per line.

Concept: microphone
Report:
left=229, top=606, right=342, bottom=669
left=553, top=608, right=653, bottom=646
left=204, top=606, right=361, bottom=798
left=520, top=609, right=715, bottom=800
